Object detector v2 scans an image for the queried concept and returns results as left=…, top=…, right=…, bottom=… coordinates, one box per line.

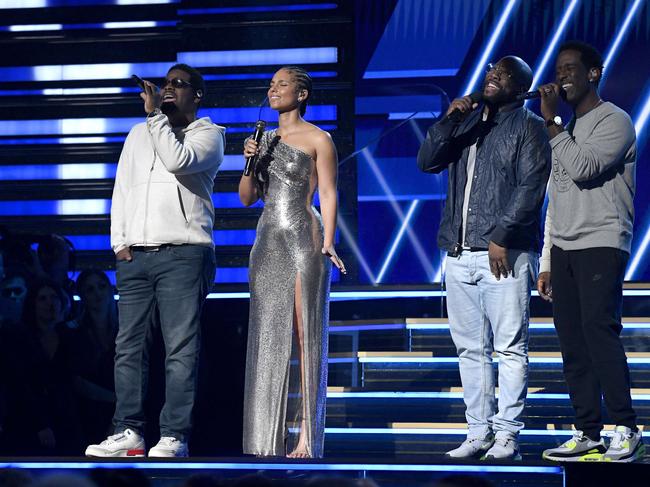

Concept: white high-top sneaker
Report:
left=85, top=429, right=145, bottom=457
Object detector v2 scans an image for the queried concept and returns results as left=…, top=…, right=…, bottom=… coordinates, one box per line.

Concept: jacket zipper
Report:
left=143, top=149, right=156, bottom=245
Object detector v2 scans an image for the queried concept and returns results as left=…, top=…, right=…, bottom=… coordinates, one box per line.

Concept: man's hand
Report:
left=140, top=79, right=161, bottom=114
left=488, top=241, right=511, bottom=280
left=538, top=83, right=561, bottom=123
left=445, top=95, right=479, bottom=120
left=116, top=248, right=133, bottom=262
left=537, top=271, right=553, bottom=302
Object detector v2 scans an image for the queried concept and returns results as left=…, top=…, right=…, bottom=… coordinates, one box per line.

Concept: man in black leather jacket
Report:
left=417, top=56, right=551, bottom=460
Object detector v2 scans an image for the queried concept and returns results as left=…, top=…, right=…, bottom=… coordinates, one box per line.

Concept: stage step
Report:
left=329, top=317, right=650, bottom=354
left=321, top=424, right=650, bottom=461
left=324, top=388, right=650, bottom=427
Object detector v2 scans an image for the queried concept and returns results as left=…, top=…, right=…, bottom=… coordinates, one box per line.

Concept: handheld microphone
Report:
left=244, top=120, right=266, bottom=176
left=516, top=90, right=541, bottom=101
left=516, top=86, right=566, bottom=101
left=446, top=91, right=483, bottom=123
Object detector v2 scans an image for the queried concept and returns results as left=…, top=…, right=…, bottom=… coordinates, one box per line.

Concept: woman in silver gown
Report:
left=238, top=66, right=345, bottom=458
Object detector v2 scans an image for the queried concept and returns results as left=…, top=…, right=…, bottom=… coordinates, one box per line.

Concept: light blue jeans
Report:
left=445, top=249, right=537, bottom=438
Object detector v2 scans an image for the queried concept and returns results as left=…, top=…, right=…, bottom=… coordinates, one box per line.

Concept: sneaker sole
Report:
left=85, top=448, right=146, bottom=458
left=542, top=452, right=605, bottom=462
left=481, top=453, right=522, bottom=461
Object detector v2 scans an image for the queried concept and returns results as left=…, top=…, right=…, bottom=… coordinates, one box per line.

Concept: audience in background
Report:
left=69, top=270, right=118, bottom=446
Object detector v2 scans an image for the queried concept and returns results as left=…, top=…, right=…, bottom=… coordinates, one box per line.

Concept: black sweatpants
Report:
left=551, top=246, right=636, bottom=440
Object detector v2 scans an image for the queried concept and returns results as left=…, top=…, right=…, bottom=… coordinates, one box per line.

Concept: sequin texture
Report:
left=243, top=130, right=332, bottom=458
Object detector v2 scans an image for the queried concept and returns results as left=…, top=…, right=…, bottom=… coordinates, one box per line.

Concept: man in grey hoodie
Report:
left=537, top=41, right=643, bottom=463
left=85, top=64, right=225, bottom=458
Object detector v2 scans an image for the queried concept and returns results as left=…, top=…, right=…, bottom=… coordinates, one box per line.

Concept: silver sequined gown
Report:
left=243, top=130, right=332, bottom=458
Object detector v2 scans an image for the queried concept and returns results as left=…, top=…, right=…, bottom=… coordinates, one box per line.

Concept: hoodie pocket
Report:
left=177, top=186, right=188, bottom=224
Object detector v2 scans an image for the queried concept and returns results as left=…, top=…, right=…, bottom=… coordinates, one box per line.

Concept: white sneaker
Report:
left=483, top=433, right=522, bottom=461
left=445, top=433, right=495, bottom=459
left=85, top=429, right=145, bottom=457
left=148, top=437, right=189, bottom=458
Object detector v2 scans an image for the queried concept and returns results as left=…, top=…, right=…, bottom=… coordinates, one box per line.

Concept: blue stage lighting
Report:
left=178, top=4, right=337, bottom=15
left=462, top=0, right=520, bottom=95
left=178, top=47, right=338, bottom=68
left=360, top=148, right=435, bottom=279
left=601, top=0, right=645, bottom=88
left=625, top=220, right=650, bottom=280
left=0, top=163, right=116, bottom=180
left=375, top=200, right=420, bottom=283
left=364, top=68, right=458, bottom=79
left=529, top=0, right=581, bottom=91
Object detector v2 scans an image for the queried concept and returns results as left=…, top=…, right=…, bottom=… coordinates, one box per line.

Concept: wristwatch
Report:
left=545, top=115, right=563, bottom=128
left=147, top=108, right=162, bottom=118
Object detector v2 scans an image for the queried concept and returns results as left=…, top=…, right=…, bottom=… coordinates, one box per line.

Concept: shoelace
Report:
left=100, top=432, right=126, bottom=446
left=157, top=437, right=179, bottom=447
left=565, top=431, right=586, bottom=446
left=607, top=431, right=630, bottom=450
left=495, top=437, right=513, bottom=448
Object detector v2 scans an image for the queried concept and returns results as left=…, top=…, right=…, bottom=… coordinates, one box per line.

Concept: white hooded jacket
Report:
left=110, top=113, right=226, bottom=253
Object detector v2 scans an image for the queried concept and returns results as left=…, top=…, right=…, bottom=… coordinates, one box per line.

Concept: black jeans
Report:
left=551, top=246, right=636, bottom=440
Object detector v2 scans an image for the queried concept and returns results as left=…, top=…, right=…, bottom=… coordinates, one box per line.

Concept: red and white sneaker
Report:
left=85, top=428, right=146, bottom=457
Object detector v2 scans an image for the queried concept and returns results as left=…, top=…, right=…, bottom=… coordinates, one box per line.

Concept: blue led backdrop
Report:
left=0, top=0, right=649, bottom=285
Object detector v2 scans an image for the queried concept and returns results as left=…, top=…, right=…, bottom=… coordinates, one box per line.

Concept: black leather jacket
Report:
left=417, top=105, right=551, bottom=253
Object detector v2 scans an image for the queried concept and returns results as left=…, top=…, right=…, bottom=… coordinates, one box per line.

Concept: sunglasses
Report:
left=161, top=78, right=193, bottom=90
left=485, top=63, right=514, bottom=80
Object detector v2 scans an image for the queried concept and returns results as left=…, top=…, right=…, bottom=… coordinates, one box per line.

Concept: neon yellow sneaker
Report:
left=602, top=426, right=645, bottom=463
left=542, top=431, right=606, bottom=462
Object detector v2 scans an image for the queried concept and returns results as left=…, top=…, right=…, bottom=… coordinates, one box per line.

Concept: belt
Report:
left=448, top=244, right=488, bottom=257
left=131, top=244, right=182, bottom=252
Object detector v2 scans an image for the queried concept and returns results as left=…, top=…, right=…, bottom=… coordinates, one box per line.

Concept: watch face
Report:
left=553, top=115, right=562, bottom=126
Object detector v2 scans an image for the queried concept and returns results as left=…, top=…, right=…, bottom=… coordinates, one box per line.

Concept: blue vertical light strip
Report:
left=624, top=91, right=650, bottom=280
left=462, top=0, right=520, bottom=95
left=375, top=200, right=420, bottom=284
left=601, top=0, right=645, bottom=88
left=528, top=0, right=581, bottom=92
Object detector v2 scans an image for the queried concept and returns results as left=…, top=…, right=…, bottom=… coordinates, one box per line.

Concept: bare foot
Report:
left=287, top=446, right=310, bottom=459
left=287, top=422, right=310, bottom=458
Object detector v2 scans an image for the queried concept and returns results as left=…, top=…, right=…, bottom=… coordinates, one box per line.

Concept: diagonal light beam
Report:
left=337, top=213, right=377, bottom=283
left=528, top=0, right=581, bottom=94
left=463, top=0, right=520, bottom=95
left=601, top=0, right=645, bottom=88
left=624, top=90, right=650, bottom=280
left=361, top=147, right=435, bottom=280
left=376, top=199, right=420, bottom=284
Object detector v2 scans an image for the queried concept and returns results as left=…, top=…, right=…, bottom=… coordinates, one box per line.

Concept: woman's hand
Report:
left=243, top=139, right=259, bottom=160
left=322, top=245, right=346, bottom=274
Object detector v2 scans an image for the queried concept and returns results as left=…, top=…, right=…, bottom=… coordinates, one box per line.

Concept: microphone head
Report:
left=255, top=120, right=266, bottom=130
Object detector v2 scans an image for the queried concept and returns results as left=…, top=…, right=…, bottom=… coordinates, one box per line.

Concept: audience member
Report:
left=69, top=270, right=118, bottom=444
left=1, top=279, right=82, bottom=454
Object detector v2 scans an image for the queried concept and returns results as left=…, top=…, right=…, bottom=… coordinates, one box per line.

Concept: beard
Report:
left=161, top=101, right=178, bottom=115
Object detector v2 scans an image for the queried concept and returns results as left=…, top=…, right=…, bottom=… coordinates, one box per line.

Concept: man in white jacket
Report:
left=85, top=64, right=225, bottom=458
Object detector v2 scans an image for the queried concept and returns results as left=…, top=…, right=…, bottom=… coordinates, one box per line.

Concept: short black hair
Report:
left=168, top=63, right=206, bottom=97
left=558, top=41, right=604, bottom=83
